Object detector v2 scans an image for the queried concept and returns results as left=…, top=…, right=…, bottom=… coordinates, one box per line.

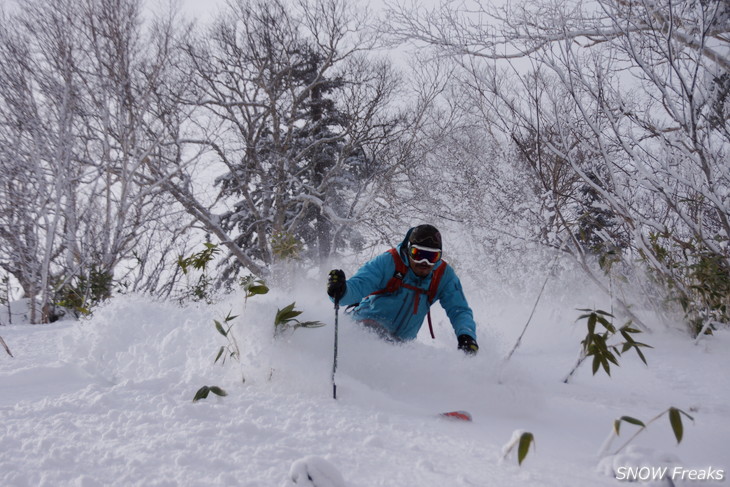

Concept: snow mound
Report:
left=597, top=445, right=681, bottom=485
left=284, top=456, right=347, bottom=487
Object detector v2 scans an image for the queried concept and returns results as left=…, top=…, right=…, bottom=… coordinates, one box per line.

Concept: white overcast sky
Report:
left=180, top=0, right=394, bottom=23
left=181, top=0, right=225, bottom=22
left=2, top=0, right=399, bottom=23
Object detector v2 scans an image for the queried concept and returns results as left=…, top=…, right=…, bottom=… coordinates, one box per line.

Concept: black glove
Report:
left=457, top=334, right=479, bottom=355
left=327, top=269, right=347, bottom=302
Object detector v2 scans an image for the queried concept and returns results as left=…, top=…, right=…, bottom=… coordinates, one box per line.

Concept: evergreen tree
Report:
left=209, top=1, right=374, bottom=276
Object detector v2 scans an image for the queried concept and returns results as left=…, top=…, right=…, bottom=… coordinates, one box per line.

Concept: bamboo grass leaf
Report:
left=214, top=346, right=225, bottom=364
left=668, top=407, right=684, bottom=443
left=209, top=386, right=228, bottom=397
left=517, top=432, right=535, bottom=466
left=193, top=386, right=210, bottom=402
left=214, top=320, right=227, bottom=337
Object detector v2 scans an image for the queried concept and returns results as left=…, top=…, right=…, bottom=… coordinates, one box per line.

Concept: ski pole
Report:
left=332, top=298, right=340, bottom=400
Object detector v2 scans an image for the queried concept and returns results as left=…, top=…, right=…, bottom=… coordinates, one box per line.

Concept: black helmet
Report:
left=409, top=224, right=442, bottom=250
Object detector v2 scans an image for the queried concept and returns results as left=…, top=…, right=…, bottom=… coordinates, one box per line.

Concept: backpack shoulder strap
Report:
left=423, top=261, right=448, bottom=340
left=427, top=260, right=448, bottom=304
left=371, top=248, right=408, bottom=296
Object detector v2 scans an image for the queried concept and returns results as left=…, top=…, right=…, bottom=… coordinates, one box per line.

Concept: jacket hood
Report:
left=398, top=227, right=416, bottom=261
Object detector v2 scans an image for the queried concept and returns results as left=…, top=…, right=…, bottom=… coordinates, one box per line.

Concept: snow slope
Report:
left=1, top=274, right=729, bottom=486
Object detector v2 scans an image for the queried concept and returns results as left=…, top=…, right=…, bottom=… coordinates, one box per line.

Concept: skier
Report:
left=326, top=224, right=479, bottom=354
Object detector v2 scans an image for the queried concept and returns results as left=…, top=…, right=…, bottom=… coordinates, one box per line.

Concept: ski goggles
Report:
left=408, top=244, right=442, bottom=265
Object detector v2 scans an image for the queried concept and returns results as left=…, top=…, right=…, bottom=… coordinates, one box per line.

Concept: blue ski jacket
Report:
left=334, top=231, right=477, bottom=341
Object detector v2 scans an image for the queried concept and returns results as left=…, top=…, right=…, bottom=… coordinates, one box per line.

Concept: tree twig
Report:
left=0, top=335, right=13, bottom=358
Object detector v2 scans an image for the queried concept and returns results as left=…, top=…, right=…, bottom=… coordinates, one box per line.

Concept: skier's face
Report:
left=409, top=257, right=433, bottom=277
left=407, top=244, right=440, bottom=277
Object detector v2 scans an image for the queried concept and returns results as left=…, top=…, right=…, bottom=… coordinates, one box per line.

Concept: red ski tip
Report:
left=440, top=410, right=472, bottom=421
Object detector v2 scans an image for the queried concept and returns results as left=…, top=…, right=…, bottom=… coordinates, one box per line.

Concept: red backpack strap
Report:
left=425, top=261, right=447, bottom=339
left=370, top=248, right=409, bottom=296
left=428, top=260, right=448, bottom=304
